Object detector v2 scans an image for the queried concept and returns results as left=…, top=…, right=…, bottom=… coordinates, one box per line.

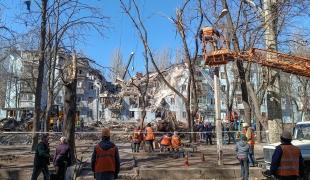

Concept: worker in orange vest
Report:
left=91, top=128, right=120, bottom=180
left=171, top=131, right=182, bottom=151
left=241, top=123, right=256, bottom=166
left=160, top=133, right=172, bottom=152
left=271, top=131, right=304, bottom=180
left=132, top=126, right=143, bottom=153
left=144, top=123, right=155, bottom=152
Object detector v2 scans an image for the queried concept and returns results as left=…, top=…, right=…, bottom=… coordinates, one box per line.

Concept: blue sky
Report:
left=2, top=0, right=309, bottom=78
left=2, top=0, right=183, bottom=76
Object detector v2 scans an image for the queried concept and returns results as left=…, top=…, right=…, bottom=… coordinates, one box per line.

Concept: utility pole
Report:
left=32, top=0, right=48, bottom=151
left=263, top=0, right=282, bottom=143
left=214, top=67, right=223, bottom=165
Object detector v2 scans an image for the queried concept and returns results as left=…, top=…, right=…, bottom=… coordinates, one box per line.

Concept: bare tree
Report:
left=120, top=0, right=203, bottom=141
left=109, top=48, right=125, bottom=82
left=32, top=0, right=48, bottom=151
left=150, top=48, right=172, bottom=71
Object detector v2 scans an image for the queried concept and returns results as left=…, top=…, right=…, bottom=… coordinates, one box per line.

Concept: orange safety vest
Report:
left=242, top=128, right=255, bottom=145
left=133, top=129, right=143, bottom=142
left=94, top=144, right=116, bottom=173
left=161, top=135, right=171, bottom=146
left=277, top=145, right=301, bottom=177
left=171, top=135, right=181, bottom=149
left=145, top=127, right=155, bottom=141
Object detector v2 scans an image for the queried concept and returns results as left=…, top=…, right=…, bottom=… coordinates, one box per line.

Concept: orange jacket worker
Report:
left=171, top=131, right=181, bottom=150
left=91, top=128, right=120, bottom=180
left=271, top=131, right=304, bottom=180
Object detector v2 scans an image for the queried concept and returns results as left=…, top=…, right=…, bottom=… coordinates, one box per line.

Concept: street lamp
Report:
left=200, top=9, right=229, bottom=166
left=214, top=9, right=228, bottom=25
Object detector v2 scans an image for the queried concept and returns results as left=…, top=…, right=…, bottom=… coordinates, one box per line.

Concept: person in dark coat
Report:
left=31, top=134, right=50, bottom=180
left=270, top=131, right=304, bottom=180
left=91, top=128, right=121, bottom=180
left=53, top=136, right=71, bottom=180
left=205, top=122, right=213, bottom=145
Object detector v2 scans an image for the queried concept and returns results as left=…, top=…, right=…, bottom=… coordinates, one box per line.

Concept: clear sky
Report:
left=1, top=0, right=183, bottom=77
left=2, top=0, right=309, bottom=78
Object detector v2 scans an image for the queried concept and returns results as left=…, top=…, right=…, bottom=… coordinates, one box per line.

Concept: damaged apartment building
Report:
left=0, top=48, right=106, bottom=125
left=100, top=61, right=220, bottom=125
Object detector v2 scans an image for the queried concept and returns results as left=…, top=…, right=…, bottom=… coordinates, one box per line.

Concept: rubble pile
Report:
left=0, top=134, right=32, bottom=145
left=0, top=117, right=33, bottom=131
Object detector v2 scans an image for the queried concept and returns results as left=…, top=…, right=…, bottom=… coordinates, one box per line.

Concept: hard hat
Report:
left=242, top=123, right=249, bottom=128
left=102, top=128, right=111, bottom=137
left=281, top=131, right=292, bottom=140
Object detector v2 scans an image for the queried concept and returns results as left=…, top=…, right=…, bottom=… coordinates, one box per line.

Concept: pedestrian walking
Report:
left=198, top=122, right=205, bottom=141
left=31, top=134, right=50, bottom=180
left=236, top=135, right=250, bottom=180
left=270, top=131, right=304, bottom=180
left=205, top=122, right=213, bottom=145
left=91, top=128, right=120, bottom=180
left=53, top=136, right=71, bottom=180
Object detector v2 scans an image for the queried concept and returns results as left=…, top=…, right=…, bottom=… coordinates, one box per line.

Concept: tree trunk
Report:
left=263, top=0, right=283, bottom=143
left=185, top=105, right=193, bottom=142
left=32, top=0, right=48, bottom=151
left=246, top=82, right=267, bottom=143
left=63, top=81, right=77, bottom=164
left=63, top=53, right=77, bottom=164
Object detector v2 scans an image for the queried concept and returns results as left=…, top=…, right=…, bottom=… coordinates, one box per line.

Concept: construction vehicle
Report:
left=200, top=26, right=310, bottom=178
left=25, top=105, right=64, bottom=131
left=200, top=27, right=310, bottom=77
left=49, top=104, right=63, bottom=130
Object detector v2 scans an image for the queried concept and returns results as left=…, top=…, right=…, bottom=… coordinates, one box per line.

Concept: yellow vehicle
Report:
left=49, top=105, right=63, bottom=130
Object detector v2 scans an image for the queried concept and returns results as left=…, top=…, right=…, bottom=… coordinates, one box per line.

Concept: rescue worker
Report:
left=271, top=131, right=304, bottom=180
left=91, top=128, right=120, bottom=180
left=31, top=134, right=50, bottom=180
left=132, top=126, right=143, bottom=153
left=171, top=131, right=181, bottom=151
left=53, top=136, right=71, bottom=180
left=144, top=123, right=155, bottom=152
left=242, top=123, right=255, bottom=166
left=160, top=133, right=172, bottom=152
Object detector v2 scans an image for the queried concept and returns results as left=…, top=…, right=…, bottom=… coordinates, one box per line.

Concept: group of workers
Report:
left=31, top=121, right=304, bottom=180
left=131, top=123, right=182, bottom=153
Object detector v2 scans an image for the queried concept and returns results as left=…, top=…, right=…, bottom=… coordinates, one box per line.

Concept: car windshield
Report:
left=295, top=124, right=310, bottom=140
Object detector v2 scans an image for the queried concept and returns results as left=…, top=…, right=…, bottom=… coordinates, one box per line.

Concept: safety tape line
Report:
left=0, top=130, right=269, bottom=134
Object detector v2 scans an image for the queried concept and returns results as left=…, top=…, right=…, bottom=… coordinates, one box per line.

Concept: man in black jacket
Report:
left=31, top=134, right=51, bottom=180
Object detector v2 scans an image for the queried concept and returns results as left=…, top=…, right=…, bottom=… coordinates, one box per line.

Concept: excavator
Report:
left=200, top=27, right=310, bottom=77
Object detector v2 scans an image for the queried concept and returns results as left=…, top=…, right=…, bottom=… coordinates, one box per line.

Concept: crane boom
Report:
left=122, top=52, right=135, bottom=80
left=200, top=27, right=310, bottom=77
